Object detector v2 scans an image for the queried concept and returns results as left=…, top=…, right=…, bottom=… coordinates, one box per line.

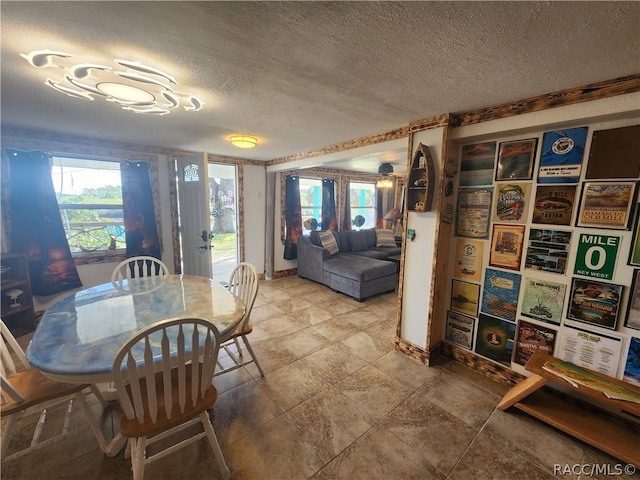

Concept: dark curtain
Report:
left=121, top=161, right=161, bottom=259
left=7, top=149, right=82, bottom=296
left=321, top=179, right=337, bottom=231
left=284, top=175, right=301, bottom=259
left=341, top=180, right=352, bottom=231
left=375, top=187, right=384, bottom=228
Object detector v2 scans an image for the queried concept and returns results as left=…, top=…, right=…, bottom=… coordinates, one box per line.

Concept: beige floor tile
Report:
left=279, top=326, right=332, bottom=359
left=223, top=413, right=324, bottom=480
left=444, top=360, right=512, bottom=397
left=336, top=364, right=415, bottom=421
left=381, top=392, right=479, bottom=475
left=213, top=380, right=282, bottom=447
left=340, top=330, right=393, bottom=363
left=482, top=408, right=586, bottom=471
left=256, top=359, right=332, bottom=412
left=249, top=302, right=286, bottom=322
left=311, top=424, right=445, bottom=480
left=249, top=313, right=308, bottom=343
left=286, top=386, right=375, bottom=463
left=449, top=430, right=558, bottom=480
left=310, top=315, right=361, bottom=343
left=371, top=350, right=440, bottom=390
left=303, top=342, right=368, bottom=384
left=288, top=305, right=334, bottom=326
left=418, top=369, right=500, bottom=429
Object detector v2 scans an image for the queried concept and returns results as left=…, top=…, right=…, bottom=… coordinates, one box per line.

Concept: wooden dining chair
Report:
left=215, top=262, right=264, bottom=377
left=110, top=256, right=169, bottom=290
left=0, top=320, right=108, bottom=462
left=111, top=317, right=230, bottom=480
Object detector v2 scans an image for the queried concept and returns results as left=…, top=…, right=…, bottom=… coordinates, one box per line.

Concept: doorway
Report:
left=208, top=163, right=238, bottom=284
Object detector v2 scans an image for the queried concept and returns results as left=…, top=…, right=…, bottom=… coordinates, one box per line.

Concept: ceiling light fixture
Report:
left=376, top=162, right=395, bottom=188
left=21, top=49, right=204, bottom=116
left=230, top=135, right=258, bottom=149
left=376, top=178, right=394, bottom=189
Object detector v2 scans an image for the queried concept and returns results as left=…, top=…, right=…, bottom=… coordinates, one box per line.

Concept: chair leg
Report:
left=241, top=336, right=264, bottom=377
left=1, top=413, right=18, bottom=458
left=130, top=437, right=147, bottom=480
left=233, top=337, right=242, bottom=356
left=88, top=384, right=109, bottom=408
left=200, top=411, right=230, bottom=480
left=74, top=391, right=108, bottom=453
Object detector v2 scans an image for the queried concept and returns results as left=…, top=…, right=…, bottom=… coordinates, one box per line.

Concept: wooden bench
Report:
left=497, top=351, right=640, bottom=467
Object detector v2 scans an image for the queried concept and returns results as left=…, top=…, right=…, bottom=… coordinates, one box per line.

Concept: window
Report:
left=349, top=182, right=376, bottom=230
left=52, top=157, right=125, bottom=253
left=299, top=177, right=322, bottom=234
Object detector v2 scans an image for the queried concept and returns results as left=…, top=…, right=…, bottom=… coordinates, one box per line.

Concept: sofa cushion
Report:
left=334, top=231, right=350, bottom=252
left=346, top=231, right=368, bottom=252
left=309, top=231, right=323, bottom=247
left=363, top=228, right=377, bottom=248
left=351, top=250, right=389, bottom=259
left=318, top=230, right=339, bottom=255
left=376, top=229, right=397, bottom=247
left=323, top=254, right=396, bottom=281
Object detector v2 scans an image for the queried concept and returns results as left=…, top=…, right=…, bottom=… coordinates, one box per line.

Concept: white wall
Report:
left=400, top=128, right=444, bottom=348
left=242, top=164, right=267, bottom=274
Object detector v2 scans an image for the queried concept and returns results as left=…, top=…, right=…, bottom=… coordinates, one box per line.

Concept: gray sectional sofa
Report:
left=297, top=228, right=401, bottom=301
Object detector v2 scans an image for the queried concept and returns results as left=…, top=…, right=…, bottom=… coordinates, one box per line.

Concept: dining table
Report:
left=26, top=274, right=245, bottom=456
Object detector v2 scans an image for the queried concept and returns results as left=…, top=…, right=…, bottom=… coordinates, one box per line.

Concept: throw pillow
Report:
left=318, top=230, right=339, bottom=256
left=376, top=228, right=397, bottom=248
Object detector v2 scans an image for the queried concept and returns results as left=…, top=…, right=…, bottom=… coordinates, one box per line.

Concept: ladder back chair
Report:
left=215, top=262, right=264, bottom=377
left=0, top=320, right=108, bottom=462
left=111, top=256, right=169, bottom=291
left=111, top=317, right=230, bottom=480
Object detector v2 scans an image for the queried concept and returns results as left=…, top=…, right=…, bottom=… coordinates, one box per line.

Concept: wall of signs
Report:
left=446, top=120, right=640, bottom=385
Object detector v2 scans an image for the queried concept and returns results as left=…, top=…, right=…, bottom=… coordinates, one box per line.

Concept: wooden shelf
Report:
left=498, top=351, right=640, bottom=467
left=407, top=143, right=435, bottom=212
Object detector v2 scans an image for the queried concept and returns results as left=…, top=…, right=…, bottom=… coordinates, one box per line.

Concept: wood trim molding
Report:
left=441, top=341, right=525, bottom=387
left=454, top=74, right=640, bottom=127
left=395, top=337, right=441, bottom=366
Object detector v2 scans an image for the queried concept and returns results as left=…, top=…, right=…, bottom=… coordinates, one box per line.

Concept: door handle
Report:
left=198, top=245, right=210, bottom=250
left=201, top=230, right=208, bottom=242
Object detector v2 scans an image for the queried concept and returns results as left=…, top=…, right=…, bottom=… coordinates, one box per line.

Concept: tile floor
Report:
left=2, top=276, right=638, bottom=479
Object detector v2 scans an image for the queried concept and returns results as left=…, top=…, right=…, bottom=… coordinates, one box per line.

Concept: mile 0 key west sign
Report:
left=574, top=233, right=620, bottom=281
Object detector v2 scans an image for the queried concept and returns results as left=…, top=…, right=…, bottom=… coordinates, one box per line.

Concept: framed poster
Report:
left=459, top=142, right=496, bottom=187
left=489, top=224, right=525, bottom=270
left=492, top=182, right=532, bottom=224
left=623, top=337, right=640, bottom=387
left=558, top=324, right=622, bottom=377
left=495, top=138, right=537, bottom=181
left=524, top=228, right=571, bottom=274
left=513, top=320, right=557, bottom=367
left=450, top=279, right=480, bottom=317
left=586, top=125, right=640, bottom=179
left=520, top=277, right=566, bottom=325
left=576, top=181, right=637, bottom=230
left=456, top=187, right=493, bottom=238
left=532, top=185, right=576, bottom=226
left=537, top=127, right=588, bottom=184
left=445, top=310, right=475, bottom=349
left=630, top=209, right=640, bottom=267
left=475, top=313, right=516, bottom=367
left=481, top=268, right=521, bottom=322
left=625, top=269, right=640, bottom=331
left=453, top=238, right=484, bottom=283
left=573, top=233, right=620, bottom=281
left=567, top=278, right=623, bottom=330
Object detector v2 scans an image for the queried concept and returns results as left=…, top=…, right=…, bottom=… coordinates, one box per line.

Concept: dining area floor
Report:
left=2, top=275, right=634, bottom=480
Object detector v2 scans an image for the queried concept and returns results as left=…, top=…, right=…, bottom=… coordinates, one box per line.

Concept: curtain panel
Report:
left=284, top=175, right=301, bottom=259
left=341, top=180, right=352, bottom=231
left=7, top=149, right=83, bottom=296
left=321, top=179, right=337, bottom=231
left=375, top=187, right=384, bottom=228
left=121, top=161, right=162, bottom=259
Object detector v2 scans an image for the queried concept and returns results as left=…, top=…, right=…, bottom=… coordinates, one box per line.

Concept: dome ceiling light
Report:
left=21, top=49, right=204, bottom=116
left=229, top=135, right=258, bottom=148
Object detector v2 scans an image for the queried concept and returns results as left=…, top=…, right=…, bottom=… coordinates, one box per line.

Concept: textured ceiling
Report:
left=1, top=1, right=639, bottom=173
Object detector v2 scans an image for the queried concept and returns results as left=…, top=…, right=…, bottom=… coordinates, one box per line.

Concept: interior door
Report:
left=177, top=153, right=212, bottom=278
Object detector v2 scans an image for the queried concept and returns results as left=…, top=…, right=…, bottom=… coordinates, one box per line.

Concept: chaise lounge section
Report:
left=297, top=228, right=400, bottom=301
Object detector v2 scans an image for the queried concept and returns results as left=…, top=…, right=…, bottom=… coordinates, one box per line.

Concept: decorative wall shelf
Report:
left=407, top=143, right=435, bottom=212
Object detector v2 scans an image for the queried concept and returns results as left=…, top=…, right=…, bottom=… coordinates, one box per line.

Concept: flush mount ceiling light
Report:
left=376, top=162, right=394, bottom=188
left=21, top=49, right=204, bottom=115
left=229, top=135, right=258, bottom=149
